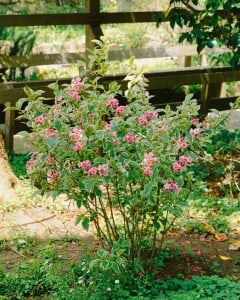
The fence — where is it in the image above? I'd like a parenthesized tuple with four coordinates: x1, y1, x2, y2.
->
(0, 0, 239, 150)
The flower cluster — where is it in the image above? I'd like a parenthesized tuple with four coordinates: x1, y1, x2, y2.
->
(47, 169, 60, 184)
(26, 152, 39, 169)
(35, 115, 46, 123)
(106, 98, 125, 116)
(71, 77, 84, 91)
(123, 132, 138, 143)
(69, 127, 84, 151)
(163, 180, 180, 194)
(172, 155, 192, 172)
(142, 152, 158, 176)
(177, 137, 188, 149)
(78, 160, 109, 177)
(138, 110, 158, 126)
(45, 128, 57, 138)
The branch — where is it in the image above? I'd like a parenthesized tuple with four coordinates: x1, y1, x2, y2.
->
(181, 0, 201, 13)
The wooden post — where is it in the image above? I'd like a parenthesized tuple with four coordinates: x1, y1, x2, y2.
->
(184, 56, 192, 67)
(200, 82, 225, 114)
(85, 0, 103, 65)
(200, 54, 208, 67)
(4, 102, 15, 151)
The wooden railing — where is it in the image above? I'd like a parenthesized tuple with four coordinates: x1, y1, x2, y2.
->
(0, 0, 239, 150)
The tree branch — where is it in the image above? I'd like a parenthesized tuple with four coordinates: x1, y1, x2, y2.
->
(181, 0, 201, 13)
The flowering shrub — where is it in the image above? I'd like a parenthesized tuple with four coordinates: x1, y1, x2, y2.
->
(16, 45, 227, 264)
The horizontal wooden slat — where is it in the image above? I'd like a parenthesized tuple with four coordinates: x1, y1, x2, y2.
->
(0, 78, 70, 104)
(0, 46, 230, 68)
(0, 67, 239, 104)
(0, 53, 85, 68)
(108, 45, 230, 60)
(0, 12, 162, 27)
(0, 9, 239, 27)
(103, 67, 240, 89)
(208, 96, 239, 111)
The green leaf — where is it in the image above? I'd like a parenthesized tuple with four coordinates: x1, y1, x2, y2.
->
(111, 262, 120, 273)
(97, 249, 107, 258)
(101, 260, 109, 270)
(143, 183, 153, 198)
(94, 157, 107, 164)
(89, 259, 99, 269)
(85, 179, 96, 193)
(153, 221, 161, 230)
(23, 85, 35, 97)
(75, 214, 84, 225)
(82, 217, 90, 231)
(47, 138, 58, 149)
(54, 119, 62, 132)
(16, 97, 28, 110)
(48, 81, 59, 91)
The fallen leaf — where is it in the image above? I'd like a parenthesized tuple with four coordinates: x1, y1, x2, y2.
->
(229, 240, 240, 251)
(219, 255, 232, 261)
(204, 224, 215, 234)
(214, 233, 228, 242)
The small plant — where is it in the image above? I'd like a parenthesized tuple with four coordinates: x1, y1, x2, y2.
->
(8, 151, 30, 178)
(16, 41, 228, 268)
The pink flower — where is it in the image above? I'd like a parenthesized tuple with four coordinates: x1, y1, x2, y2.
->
(77, 118, 83, 125)
(190, 128, 200, 137)
(53, 105, 60, 115)
(123, 132, 138, 143)
(178, 156, 192, 166)
(142, 166, 153, 176)
(26, 159, 35, 169)
(112, 131, 118, 144)
(45, 128, 57, 138)
(98, 164, 109, 176)
(87, 167, 98, 176)
(35, 115, 46, 123)
(88, 113, 95, 119)
(145, 110, 158, 120)
(143, 152, 158, 167)
(106, 99, 119, 109)
(54, 97, 62, 105)
(71, 77, 84, 91)
(191, 118, 199, 125)
(172, 162, 182, 172)
(70, 91, 81, 101)
(202, 123, 210, 130)
(26, 152, 39, 169)
(138, 116, 148, 126)
(77, 160, 91, 170)
(73, 142, 83, 151)
(161, 123, 168, 130)
(177, 137, 188, 149)
(163, 180, 180, 193)
(69, 128, 83, 142)
(45, 157, 54, 164)
(115, 106, 125, 116)
(103, 121, 111, 131)
(47, 169, 60, 184)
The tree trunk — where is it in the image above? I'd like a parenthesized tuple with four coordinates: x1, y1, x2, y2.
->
(0, 130, 19, 203)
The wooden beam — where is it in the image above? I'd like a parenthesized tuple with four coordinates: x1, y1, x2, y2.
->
(0, 45, 230, 68)
(0, 12, 163, 27)
(0, 53, 85, 68)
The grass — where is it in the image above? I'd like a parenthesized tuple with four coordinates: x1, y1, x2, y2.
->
(0, 235, 240, 299)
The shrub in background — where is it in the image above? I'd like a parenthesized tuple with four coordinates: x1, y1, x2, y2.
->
(16, 42, 227, 268)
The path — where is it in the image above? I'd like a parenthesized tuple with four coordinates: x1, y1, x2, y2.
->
(0, 190, 95, 240)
